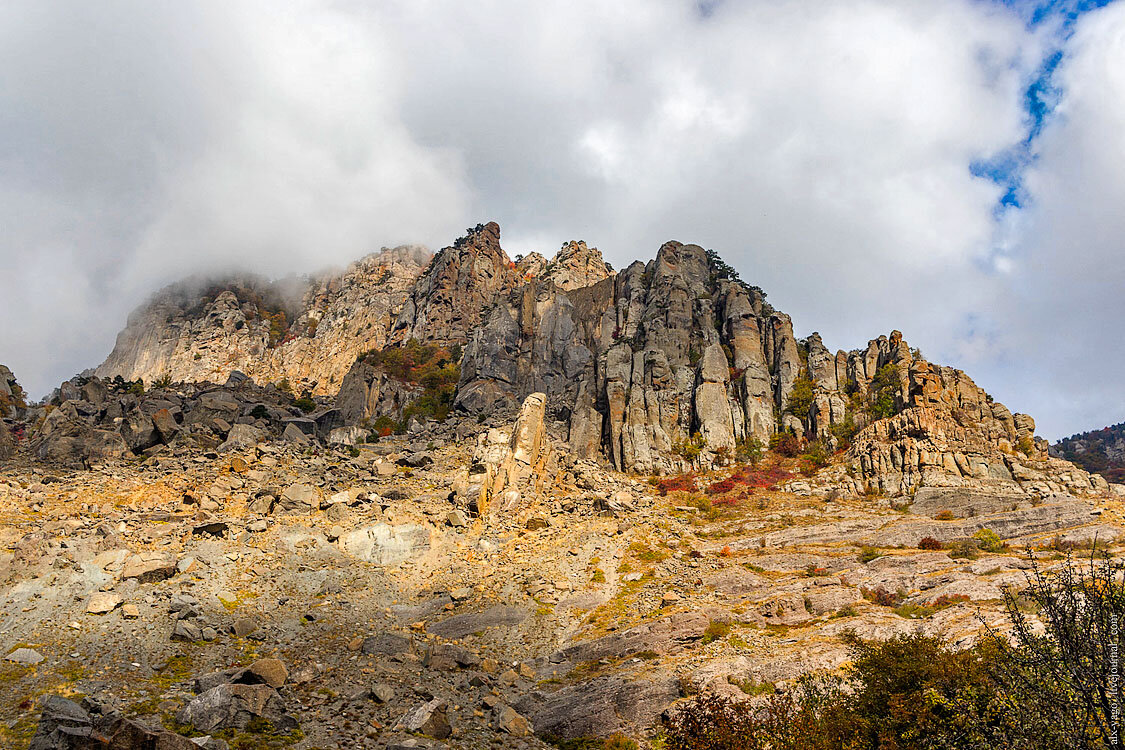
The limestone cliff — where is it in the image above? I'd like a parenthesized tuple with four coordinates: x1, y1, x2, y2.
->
(91, 222, 1108, 493)
(456, 240, 803, 474)
(96, 245, 430, 394)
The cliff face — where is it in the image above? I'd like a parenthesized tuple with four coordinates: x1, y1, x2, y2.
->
(95, 245, 431, 394)
(92, 222, 1108, 492)
(456, 240, 804, 474)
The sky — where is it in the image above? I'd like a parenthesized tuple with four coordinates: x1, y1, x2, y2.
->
(0, 0, 1122, 440)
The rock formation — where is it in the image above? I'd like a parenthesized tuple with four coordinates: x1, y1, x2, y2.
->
(86, 222, 1111, 497)
(96, 245, 431, 395)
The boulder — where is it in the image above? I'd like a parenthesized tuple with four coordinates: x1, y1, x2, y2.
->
(121, 552, 177, 583)
(338, 524, 430, 564)
(176, 683, 297, 734)
(29, 695, 200, 750)
(218, 423, 264, 452)
(278, 483, 320, 513)
(399, 699, 451, 740)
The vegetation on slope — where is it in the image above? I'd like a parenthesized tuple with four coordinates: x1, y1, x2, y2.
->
(663, 552, 1125, 750)
(1054, 421, 1125, 483)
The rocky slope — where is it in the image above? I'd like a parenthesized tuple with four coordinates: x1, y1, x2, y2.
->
(2, 221, 1118, 747)
(93, 222, 1102, 498)
(1, 385, 1122, 749)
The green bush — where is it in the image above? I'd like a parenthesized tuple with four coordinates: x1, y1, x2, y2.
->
(784, 377, 816, 418)
(293, 397, 316, 413)
(973, 528, 1004, 553)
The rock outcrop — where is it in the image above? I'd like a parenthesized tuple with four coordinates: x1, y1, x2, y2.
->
(391, 223, 521, 346)
(96, 245, 431, 395)
(457, 240, 803, 474)
(87, 222, 1110, 495)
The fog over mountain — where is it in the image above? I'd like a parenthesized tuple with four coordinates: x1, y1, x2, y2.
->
(1, 0, 1123, 439)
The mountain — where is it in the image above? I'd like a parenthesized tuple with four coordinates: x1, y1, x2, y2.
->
(95, 245, 432, 395)
(91, 222, 1108, 501)
(1053, 422, 1125, 483)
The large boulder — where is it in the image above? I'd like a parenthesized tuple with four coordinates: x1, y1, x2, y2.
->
(29, 695, 199, 750)
(30, 401, 128, 467)
(176, 683, 297, 734)
(338, 523, 431, 564)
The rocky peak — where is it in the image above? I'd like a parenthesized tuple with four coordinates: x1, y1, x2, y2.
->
(391, 222, 521, 346)
(541, 240, 614, 291)
(456, 238, 804, 473)
(95, 245, 431, 396)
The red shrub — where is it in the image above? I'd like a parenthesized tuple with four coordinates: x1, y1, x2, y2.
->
(656, 474, 697, 496)
(929, 593, 970, 608)
(919, 536, 943, 550)
(771, 432, 801, 457)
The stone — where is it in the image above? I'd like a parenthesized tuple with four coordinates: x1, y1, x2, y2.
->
(121, 604, 140, 619)
(371, 684, 396, 703)
(219, 423, 263, 452)
(496, 705, 533, 737)
(6, 647, 44, 664)
(173, 621, 204, 642)
(399, 698, 451, 739)
(278, 482, 320, 513)
(121, 552, 177, 583)
(339, 524, 430, 564)
(86, 592, 122, 614)
(29, 695, 199, 750)
(176, 683, 297, 734)
(231, 618, 257, 638)
(282, 422, 311, 445)
(661, 591, 681, 607)
(243, 658, 287, 688)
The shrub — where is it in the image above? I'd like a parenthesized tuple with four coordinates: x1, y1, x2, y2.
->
(293, 397, 316, 413)
(861, 585, 903, 607)
(934, 509, 955, 520)
(858, 545, 882, 563)
(799, 440, 830, 475)
(656, 474, 697, 496)
(735, 436, 764, 466)
(702, 620, 731, 645)
(973, 528, 1004, 553)
(868, 363, 900, 419)
(674, 432, 705, 462)
(919, 536, 943, 550)
(948, 538, 980, 560)
(249, 405, 270, 420)
(769, 432, 800, 457)
(784, 377, 816, 418)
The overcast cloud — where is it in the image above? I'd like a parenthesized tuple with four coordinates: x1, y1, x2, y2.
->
(0, 0, 1121, 439)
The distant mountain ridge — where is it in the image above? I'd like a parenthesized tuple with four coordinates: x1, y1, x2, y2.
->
(1053, 422, 1125, 483)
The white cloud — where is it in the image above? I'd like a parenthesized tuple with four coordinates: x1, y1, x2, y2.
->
(0, 0, 1119, 441)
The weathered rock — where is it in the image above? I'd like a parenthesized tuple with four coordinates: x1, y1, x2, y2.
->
(278, 482, 320, 513)
(176, 683, 296, 734)
(218, 423, 264, 452)
(338, 524, 430, 564)
(399, 698, 451, 739)
(121, 552, 177, 583)
(29, 695, 199, 750)
(85, 592, 122, 615)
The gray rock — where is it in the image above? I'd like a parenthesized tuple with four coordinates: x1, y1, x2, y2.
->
(176, 683, 297, 734)
(427, 605, 529, 639)
(399, 698, 451, 739)
(6, 647, 44, 664)
(338, 523, 430, 564)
